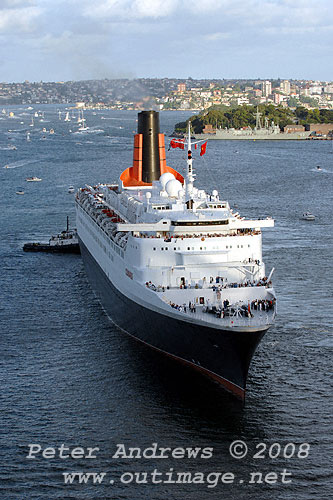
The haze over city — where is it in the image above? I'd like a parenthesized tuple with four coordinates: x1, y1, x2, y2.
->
(0, 0, 332, 83)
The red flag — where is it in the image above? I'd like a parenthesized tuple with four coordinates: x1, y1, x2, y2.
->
(170, 139, 184, 150)
(200, 141, 207, 156)
(194, 143, 198, 149)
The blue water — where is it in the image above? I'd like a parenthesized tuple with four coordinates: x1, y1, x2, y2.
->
(0, 107, 332, 499)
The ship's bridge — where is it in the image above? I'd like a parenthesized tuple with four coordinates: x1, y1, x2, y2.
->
(111, 177, 274, 235)
(117, 172, 234, 222)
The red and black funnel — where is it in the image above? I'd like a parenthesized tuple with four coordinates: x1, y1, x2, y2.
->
(120, 110, 184, 188)
(138, 111, 161, 183)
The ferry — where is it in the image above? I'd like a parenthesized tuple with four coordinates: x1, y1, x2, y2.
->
(75, 111, 276, 400)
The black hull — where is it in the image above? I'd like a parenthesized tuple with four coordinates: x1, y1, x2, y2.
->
(79, 239, 267, 399)
(23, 243, 80, 254)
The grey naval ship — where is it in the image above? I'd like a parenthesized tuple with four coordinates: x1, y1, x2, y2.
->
(75, 110, 276, 400)
(194, 108, 311, 141)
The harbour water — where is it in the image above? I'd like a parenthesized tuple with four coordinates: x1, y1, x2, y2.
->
(0, 107, 332, 499)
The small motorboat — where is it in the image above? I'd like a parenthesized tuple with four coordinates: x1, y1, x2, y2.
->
(301, 212, 315, 221)
(316, 165, 322, 171)
(16, 190, 25, 195)
(68, 185, 75, 193)
(26, 177, 42, 182)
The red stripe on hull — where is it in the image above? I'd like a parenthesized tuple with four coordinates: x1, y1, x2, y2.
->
(158, 347, 245, 401)
(116, 322, 245, 401)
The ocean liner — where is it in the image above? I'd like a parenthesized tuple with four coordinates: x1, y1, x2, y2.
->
(75, 110, 276, 400)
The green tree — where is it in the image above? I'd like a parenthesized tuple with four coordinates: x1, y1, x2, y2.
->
(295, 106, 309, 121)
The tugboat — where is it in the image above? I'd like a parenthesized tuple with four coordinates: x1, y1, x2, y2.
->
(75, 111, 276, 400)
(23, 217, 80, 253)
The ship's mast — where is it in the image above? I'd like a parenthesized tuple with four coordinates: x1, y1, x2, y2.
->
(254, 107, 262, 130)
(185, 121, 195, 205)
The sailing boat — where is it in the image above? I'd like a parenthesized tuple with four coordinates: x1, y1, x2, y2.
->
(77, 110, 84, 124)
(77, 110, 89, 131)
(64, 112, 71, 122)
(78, 119, 89, 132)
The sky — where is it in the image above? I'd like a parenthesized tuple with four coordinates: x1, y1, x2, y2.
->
(0, 0, 332, 83)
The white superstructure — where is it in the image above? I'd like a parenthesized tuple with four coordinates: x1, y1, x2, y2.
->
(75, 120, 276, 333)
